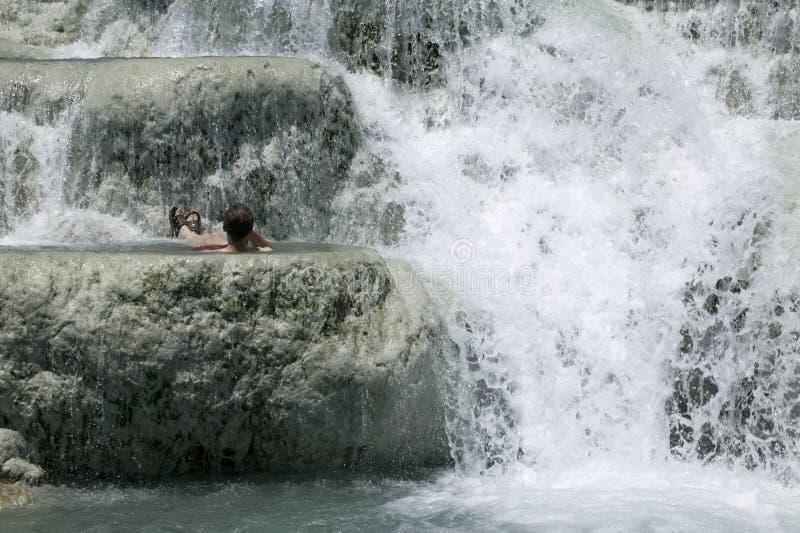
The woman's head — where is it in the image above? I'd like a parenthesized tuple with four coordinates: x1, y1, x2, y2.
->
(222, 203, 254, 240)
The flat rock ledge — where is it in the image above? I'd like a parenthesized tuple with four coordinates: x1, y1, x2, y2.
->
(0, 248, 456, 479)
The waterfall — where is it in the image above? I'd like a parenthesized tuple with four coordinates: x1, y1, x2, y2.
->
(2, 0, 800, 486)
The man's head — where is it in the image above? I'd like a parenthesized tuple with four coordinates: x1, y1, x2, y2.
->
(222, 203, 254, 241)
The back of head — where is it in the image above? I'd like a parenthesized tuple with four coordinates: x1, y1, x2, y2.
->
(222, 203, 254, 240)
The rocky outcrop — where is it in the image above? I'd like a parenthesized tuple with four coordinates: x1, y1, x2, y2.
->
(707, 62, 753, 116)
(0, 0, 169, 56)
(768, 55, 800, 120)
(0, 429, 27, 465)
(0, 0, 85, 50)
(0, 483, 32, 510)
(0, 0, 544, 86)
(0, 429, 43, 509)
(666, 220, 800, 475)
(0, 57, 359, 239)
(0, 38, 50, 59)
(618, 0, 800, 119)
(327, 0, 446, 86)
(615, 0, 800, 56)
(0, 249, 456, 479)
(326, 0, 543, 86)
(2, 459, 45, 485)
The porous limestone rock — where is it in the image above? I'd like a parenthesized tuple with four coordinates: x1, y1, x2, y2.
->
(0, 59, 89, 123)
(0, 0, 80, 49)
(0, 57, 360, 240)
(0, 38, 50, 59)
(0, 429, 26, 464)
(619, 0, 800, 53)
(326, 0, 517, 86)
(0, 249, 456, 479)
(769, 55, 800, 120)
(0, 146, 4, 234)
(0, 483, 32, 509)
(767, 11, 797, 54)
(1, 458, 45, 485)
(0, 0, 169, 55)
(666, 221, 800, 473)
(708, 62, 753, 116)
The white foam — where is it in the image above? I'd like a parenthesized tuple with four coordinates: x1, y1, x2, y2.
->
(0, 207, 145, 245)
(387, 460, 800, 532)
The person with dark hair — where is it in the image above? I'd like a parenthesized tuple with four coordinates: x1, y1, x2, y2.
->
(170, 203, 272, 252)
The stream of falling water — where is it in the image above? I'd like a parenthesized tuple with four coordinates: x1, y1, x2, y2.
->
(334, 0, 800, 525)
(340, 0, 800, 482)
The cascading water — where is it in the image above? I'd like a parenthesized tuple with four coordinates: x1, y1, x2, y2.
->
(0, 62, 146, 243)
(3, 0, 800, 528)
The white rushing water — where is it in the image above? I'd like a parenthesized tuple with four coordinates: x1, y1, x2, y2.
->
(0, 100, 145, 244)
(340, 1, 800, 523)
(4, 0, 800, 528)
(320, 0, 800, 477)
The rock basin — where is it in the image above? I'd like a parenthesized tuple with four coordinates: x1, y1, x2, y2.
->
(0, 246, 456, 479)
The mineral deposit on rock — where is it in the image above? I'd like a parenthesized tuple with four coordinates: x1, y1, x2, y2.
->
(0, 248, 457, 479)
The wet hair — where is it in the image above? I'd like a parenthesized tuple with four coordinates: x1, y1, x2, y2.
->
(222, 203, 254, 240)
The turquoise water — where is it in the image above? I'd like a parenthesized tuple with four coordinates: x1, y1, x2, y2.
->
(4, 472, 439, 533)
(5, 464, 800, 532)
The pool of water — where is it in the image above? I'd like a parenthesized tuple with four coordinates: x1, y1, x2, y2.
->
(0, 240, 363, 255)
(4, 463, 800, 532)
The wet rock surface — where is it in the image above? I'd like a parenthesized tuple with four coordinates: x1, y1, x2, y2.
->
(0, 483, 32, 510)
(618, 0, 800, 119)
(0, 0, 541, 87)
(0, 428, 44, 509)
(0, 0, 169, 54)
(2, 458, 45, 485)
(768, 55, 800, 120)
(708, 62, 753, 116)
(0, 249, 456, 479)
(326, 0, 542, 86)
(0, 57, 360, 240)
(0, 428, 27, 464)
(667, 219, 800, 478)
